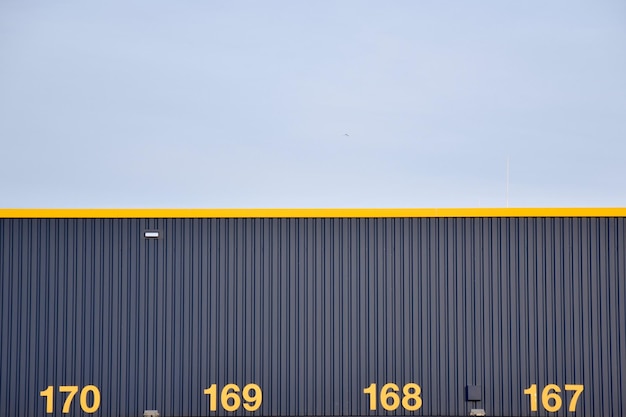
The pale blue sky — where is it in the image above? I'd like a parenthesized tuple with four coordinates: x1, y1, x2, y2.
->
(1, 1, 625, 208)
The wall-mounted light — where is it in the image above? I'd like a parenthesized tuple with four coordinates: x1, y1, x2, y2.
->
(144, 231, 160, 239)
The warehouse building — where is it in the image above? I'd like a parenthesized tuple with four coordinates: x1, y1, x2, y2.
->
(1, 209, 624, 416)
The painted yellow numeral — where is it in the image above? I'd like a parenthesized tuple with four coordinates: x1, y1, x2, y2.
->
(523, 384, 538, 411)
(204, 383, 263, 412)
(204, 384, 218, 411)
(524, 384, 584, 413)
(380, 383, 401, 411)
(565, 385, 584, 412)
(363, 382, 422, 411)
(542, 384, 562, 412)
(363, 383, 377, 410)
(80, 385, 101, 413)
(402, 383, 423, 411)
(39, 385, 101, 414)
(40, 386, 54, 413)
(221, 384, 241, 412)
(59, 386, 79, 413)
(242, 383, 262, 412)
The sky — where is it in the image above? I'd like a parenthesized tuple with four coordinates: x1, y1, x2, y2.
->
(1, 1, 625, 208)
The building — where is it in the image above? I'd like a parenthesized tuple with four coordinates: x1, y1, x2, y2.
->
(1, 209, 624, 416)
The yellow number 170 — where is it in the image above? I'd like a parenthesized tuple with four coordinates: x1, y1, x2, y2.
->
(40, 385, 101, 414)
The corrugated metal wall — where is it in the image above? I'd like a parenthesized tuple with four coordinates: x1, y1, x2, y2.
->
(1, 217, 624, 417)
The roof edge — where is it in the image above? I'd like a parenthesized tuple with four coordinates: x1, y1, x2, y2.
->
(1, 208, 626, 218)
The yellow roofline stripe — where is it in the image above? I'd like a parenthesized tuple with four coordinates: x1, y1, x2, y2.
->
(1, 208, 626, 218)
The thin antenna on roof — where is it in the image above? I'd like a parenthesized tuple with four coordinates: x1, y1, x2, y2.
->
(506, 157, 510, 208)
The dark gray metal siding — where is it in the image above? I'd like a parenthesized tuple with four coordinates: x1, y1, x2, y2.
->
(1, 217, 624, 417)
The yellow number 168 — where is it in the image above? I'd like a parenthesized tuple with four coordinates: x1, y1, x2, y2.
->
(363, 382, 422, 411)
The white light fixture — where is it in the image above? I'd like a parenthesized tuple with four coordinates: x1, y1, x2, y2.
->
(144, 231, 160, 239)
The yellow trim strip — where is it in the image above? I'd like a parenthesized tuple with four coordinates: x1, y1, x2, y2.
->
(1, 208, 626, 218)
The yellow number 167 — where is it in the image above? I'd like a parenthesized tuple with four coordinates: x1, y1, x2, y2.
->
(523, 384, 584, 413)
